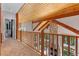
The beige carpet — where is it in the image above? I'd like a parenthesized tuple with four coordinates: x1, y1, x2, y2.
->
(1, 39, 40, 56)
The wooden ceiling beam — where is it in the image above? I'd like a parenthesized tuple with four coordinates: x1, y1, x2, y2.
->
(33, 4, 79, 23)
(52, 20, 79, 34)
(38, 21, 48, 31)
(33, 22, 42, 31)
(40, 23, 49, 31)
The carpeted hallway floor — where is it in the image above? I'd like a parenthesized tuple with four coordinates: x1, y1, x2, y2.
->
(1, 39, 40, 56)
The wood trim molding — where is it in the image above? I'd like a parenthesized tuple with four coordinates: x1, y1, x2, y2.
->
(52, 20, 79, 34)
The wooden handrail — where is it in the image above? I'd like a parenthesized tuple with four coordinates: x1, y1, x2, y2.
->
(20, 31, 79, 56)
(20, 31, 79, 37)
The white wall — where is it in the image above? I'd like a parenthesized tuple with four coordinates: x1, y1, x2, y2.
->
(19, 22, 33, 32)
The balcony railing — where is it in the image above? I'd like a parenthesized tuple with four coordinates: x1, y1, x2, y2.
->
(19, 31, 79, 56)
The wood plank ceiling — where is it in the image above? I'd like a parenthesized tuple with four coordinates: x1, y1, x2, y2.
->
(18, 3, 79, 23)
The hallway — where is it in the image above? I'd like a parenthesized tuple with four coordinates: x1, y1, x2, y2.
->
(0, 3, 79, 56)
(1, 39, 40, 56)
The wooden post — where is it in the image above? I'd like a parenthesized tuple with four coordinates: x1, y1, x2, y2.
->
(49, 34, 53, 56)
(52, 34, 54, 56)
(0, 3, 1, 55)
(0, 3, 1, 33)
(49, 34, 50, 56)
(38, 33, 39, 50)
(41, 31, 44, 56)
(62, 35, 64, 56)
(16, 13, 19, 40)
(68, 36, 70, 56)
(37, 33, 39, 50)
(20, 31, 22, 41)
(46, 34, 47, 55)
(39, 33, 40, 51)
(76, 36, 78, 56)
(57, 35, 58, 56)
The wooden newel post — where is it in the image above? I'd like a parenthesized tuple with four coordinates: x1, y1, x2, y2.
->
(41, 31, 44, 56)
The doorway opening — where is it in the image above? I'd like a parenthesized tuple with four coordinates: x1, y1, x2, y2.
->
(5, 19, 16, 39)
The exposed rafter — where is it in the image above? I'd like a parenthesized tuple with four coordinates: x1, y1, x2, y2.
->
(33, 22, 42, 31)
(38, 21, 48, 31)
(34, 21, 48, 31)
(52, 20, 79, 34)
(33, 4, 79, 23)
(40, 22, 49, 32)
(18, 4, 77, 23)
